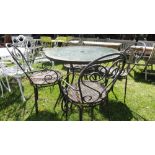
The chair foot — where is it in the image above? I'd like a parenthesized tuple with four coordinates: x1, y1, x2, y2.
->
(16, 77, 26, 102)
(54, 94, 63, 111)
(34, 87, 39, 114)
(124, 76, 128, 104)
(65, 102, 69, 121)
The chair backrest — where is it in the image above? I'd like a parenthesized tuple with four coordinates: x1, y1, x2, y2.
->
(6, 43, 33, 82)
(77, 53, 126, 104)
(12, 35, 37, 66)
(25, 37, 36, 50)
(122, 41, 146, 74)
(124, 41, 146, 61)
(12, 35, 27, 47)
(144, 44, 155, 66)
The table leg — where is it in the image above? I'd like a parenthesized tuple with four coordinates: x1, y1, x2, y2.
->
(70, 64, 75, 84)
(66, 64, 75, 84)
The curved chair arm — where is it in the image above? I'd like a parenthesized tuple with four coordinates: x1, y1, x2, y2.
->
(61, 79, 79, 91)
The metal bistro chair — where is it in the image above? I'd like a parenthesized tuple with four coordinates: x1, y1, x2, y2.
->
(60, 53, 126, 121)
(6, 43, 61, 114)
(143, 44, 155, 80)
(0, 35, 29, 101)
(120, 41, 146, 103)
(0, 45, 28, 101)
(0, 66, 11, 97)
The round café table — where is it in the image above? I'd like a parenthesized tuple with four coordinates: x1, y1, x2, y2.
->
(44, 46, 120, 64)
(44, 46, 120, 83)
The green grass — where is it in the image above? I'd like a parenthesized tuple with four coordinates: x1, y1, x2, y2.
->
(0, 62, 155, 121)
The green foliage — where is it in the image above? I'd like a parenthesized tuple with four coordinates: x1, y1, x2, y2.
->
(40, 36, 53, 43)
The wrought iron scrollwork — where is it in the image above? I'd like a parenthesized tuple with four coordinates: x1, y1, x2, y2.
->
(77, 53, 126, 105)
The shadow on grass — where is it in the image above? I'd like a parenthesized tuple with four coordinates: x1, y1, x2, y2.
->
(0, 79, 33, 121)
(0, 84, 22, 111)
(26, 111, 61, 121)
(100, 100, 147, 121)
(101, 100, 133, 121)
(134, 71, 155, 84)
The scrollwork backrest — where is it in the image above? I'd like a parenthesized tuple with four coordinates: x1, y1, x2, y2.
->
(25, 37, 36, 49)
(77, 53, 126, 104)
(123, 41, 146, 74)
(12, 35, 37, 67)
(6, 43, 33, 82)
(124, 41, 146, 62)
(12, 35, 27, 47)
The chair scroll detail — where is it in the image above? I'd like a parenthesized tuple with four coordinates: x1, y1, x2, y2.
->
(121, 41, 146, 103)
(6, 43, 61, 114)
(60, 53, 126, 121)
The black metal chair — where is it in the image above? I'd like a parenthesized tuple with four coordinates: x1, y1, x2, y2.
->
(120, 41, 146, 103)
(6, 43, 61, 114)
(60, 53, 126, 121)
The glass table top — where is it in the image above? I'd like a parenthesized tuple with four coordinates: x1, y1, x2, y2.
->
(44, 46, 120, 64)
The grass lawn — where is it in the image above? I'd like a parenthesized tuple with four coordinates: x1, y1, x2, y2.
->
(0, 62, 155, 121)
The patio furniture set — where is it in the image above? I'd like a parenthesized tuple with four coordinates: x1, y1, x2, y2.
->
(0, 35, 154, 120)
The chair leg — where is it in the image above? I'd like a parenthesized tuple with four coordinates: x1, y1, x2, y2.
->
(65, 102, 68, 121)
(104, 96, 111, 120)
(107, 103, 111, 121)
(54, 93, 62, 110)
(16, 77, 26, 102)
(0, 82, 4, 97)
(91, 106, 94, 121)
(111, 85, 118, 100)
(79, 107, 83, 121)
(5, 76, 11, 92)
(34, 86, 39, 114)
(1, 76, 11, 92)
(124, 76, 128, 104)
(145, 68, 147, 81)
(60, 97, 69, 120)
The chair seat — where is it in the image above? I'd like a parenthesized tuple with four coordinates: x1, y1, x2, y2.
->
(1, 66, 24, 77)
(30, 70, 61, 85)
(67, 81, 106, 104)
